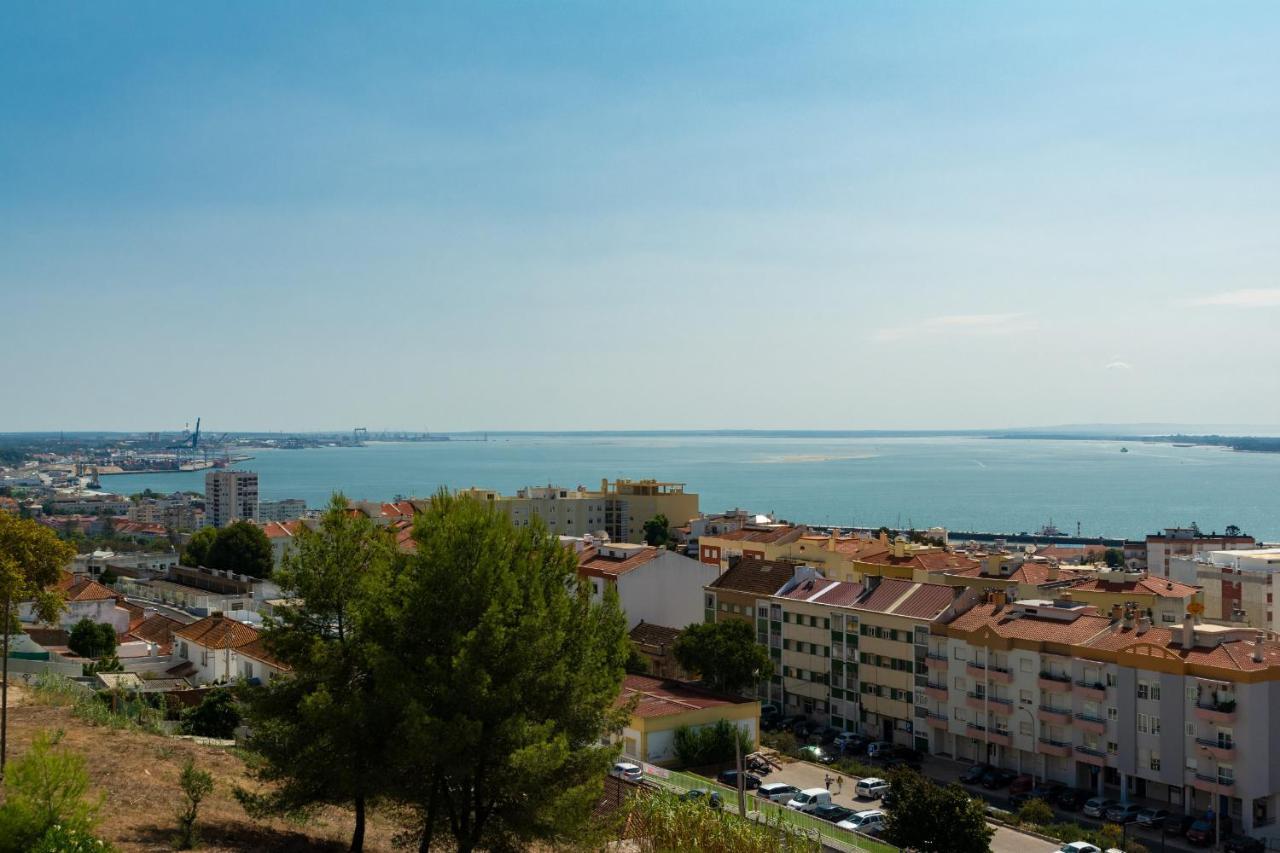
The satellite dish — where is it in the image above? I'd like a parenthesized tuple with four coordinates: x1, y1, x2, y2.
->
(1024, 544, 1037, 555)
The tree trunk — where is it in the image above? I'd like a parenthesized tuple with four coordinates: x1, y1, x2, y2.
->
(1, 592, 10, 778)
(419, 785, 438, 853)
(350, 794, 366, 853)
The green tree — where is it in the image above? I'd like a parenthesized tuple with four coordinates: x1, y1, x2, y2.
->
(67, 619, 117, 660)
(672, 719, 753, 767)
(642, 514, 670, 547)
(378, 490, 630, 853)
(0, 730, 104, 852)
(97, 567, 119, 586)
(624, 641, 650, 675)
(1103, 548, 1125, 568)
(174, 757, 213, 850)
(205, 521, 273, 578)
(181, 688, 240, 738)
(882, 769, 992, 853)
(236, 494, 396, 853)
(182, 527, 217, 567)
(1016, 797, 1053, 826)
(671, 620, 773, 695)
(0, 514, 74, 773)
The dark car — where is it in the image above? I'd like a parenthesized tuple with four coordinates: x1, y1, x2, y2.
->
(812, 804, 856, 824)
(1162, 814, 1196, 836)
(1186, 820, 1215, 846)
(835, 733, 871, 755)
(981, 768, 1017, 789)
(960, 763, 993, 784)
(1223, 835, 1265, 853)
(1030, 781, 1064, 804)
(683, 788, 723, 809)
(812, 726, 842, 745)
(716, 770, 762, 790)
(1055, 789, 1087, 811)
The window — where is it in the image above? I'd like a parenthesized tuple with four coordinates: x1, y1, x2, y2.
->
(201, 649, 209, 666)
(955, 708, 968, 722)
(1107, 741, 1119, 754)
(1105, 672, 1118, 687)
(954, 676, 965, 689)
(1019, 689, 1033, 705)
(1188, 685, 1198, 700)
(1137, 681, 1150, 700)
(1020, 658, 1033, 672)
(1150, 751, 1161, 771)
(1137, 713, 1149, 734)
(1151, 715, 1161, 734)
(758, 606, 768, 619)
(1151, 683, 1161, 700)
(954, 646, 968, 660)
(1107, 707, 1118, 721)
(1186, 756, 1198, 771)
(1019, 720, 1033, 735)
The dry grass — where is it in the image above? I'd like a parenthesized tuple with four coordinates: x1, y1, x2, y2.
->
(3, 683, 408, 852)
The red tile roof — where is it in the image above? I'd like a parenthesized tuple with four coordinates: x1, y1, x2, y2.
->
(127, 614, 183, 651)
(780, 578, 865, 607)
(629, 622, 682, 649)
(714, 525, 801, 544)
(854, 579, 957, 620)
(64, 579, 119, 603)
(708, 558, 797, 596)
(858, 550, 981, 573)
(619, 674, 755, 719)
(578, 545, 661, 577)
(1066, 575, 1199, 598)
(261, 520, 305, 539)
(945, 561, 1088, 587)
(945, 602, 1113, 645)
(237, 636, 290, 671)
(173, 614, 259, 650)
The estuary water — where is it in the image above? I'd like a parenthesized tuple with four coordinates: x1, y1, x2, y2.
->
(97, 434, 1280, 540)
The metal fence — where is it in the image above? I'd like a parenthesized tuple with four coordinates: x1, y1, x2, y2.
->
(640, 762, 898, 853)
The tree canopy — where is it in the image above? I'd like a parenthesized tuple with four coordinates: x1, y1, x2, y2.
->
(67, 619, 117, 660)
(642, 514, 671, 547)
(882, 769, 992, 853)
(671, 619, 773, 695)
(187, 521, 273, 578)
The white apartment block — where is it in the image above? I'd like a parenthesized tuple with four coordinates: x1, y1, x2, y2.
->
(1147, 527, 1256, 578)
(205, 470, 259, 527)
(258, 498, 306, 522)
(1170, 549, 1280, 632)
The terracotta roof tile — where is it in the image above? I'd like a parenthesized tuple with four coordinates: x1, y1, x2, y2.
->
(237, 637, 290, 671)
(578, 545, 662, 577)
(64, 579, 119, 602)
(854, 579, 957, 620)
(714, 526, 801, 544)
(708, 558, 796, 596)
(629, 622, 682, 648)
(946, 602, 1113, 645)
(619, 674, 754, 719)
(1066, 575, 1199, 598)
(173, 615, 259, 650)
(127, 614, 182, 650)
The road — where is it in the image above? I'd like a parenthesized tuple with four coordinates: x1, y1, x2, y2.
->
(990, 825, 1060, 853)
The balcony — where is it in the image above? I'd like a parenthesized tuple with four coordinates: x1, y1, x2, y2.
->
(1038, 706, 1072, 726)
(924, 683, 948, 702)
(925, 653, 949, 671)
(1193, 773, 1236, 797)
(1194, 702, 1238, 724)
(986, 695, 1014, 716)
(1038, 672, 1073, 693)
(986, 664, 1014, 685)
(1074, 680, 1107, 701)
(1074, 712, 1107, 734)
(968, 723, 1011, 747)
(1074, 745, 1107, 767)
(965, 661, 989, 679)
(1037, 738, 1073, 758)
(1195, 737, 1235, 760)
(926, 711, 948, 728)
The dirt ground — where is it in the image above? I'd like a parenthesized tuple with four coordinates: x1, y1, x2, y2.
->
(2, 683, 409, 852)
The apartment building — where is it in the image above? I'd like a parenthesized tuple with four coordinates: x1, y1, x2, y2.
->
(572, 537, 719, 630)
(703, 558, 800, 702)
(1147, 527, 1256, 577)
(258, 498, 306, 522)
(928, 594, 1280, 841)
(457, 478, 697, 544)
(204, 470, 259, 527)
(1169, 548, 1280, 631)
(697, 527, 955, 585)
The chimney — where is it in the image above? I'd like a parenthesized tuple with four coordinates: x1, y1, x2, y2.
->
(1254, 632, 1265, 663)
(828, 531, 837, 552)
(1122, 605, 1135, 630)
(879, 530, 889, 546)
(983, 556, 1001, 577)
(991, 590, 1007, 610)
(1110, 603, 1123, 621)
(1047, 563, 1059, 581)
(1137, 616, 1151, 635)
(893, 539, 907, 559)
(1181, 613, 1195, 648)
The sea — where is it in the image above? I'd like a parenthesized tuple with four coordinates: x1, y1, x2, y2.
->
(95, 434, 1280, 541)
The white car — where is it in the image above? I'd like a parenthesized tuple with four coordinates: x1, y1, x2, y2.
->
(757, 782, 800, 803)
(854, 777, 890, 799)
(785, 788, 833, 813)
(837, 809, 885, 835)
(1057, 843, 1102, 853)
(609, 761, 643, 783)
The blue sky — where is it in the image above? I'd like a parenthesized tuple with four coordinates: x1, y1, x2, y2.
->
(4, 2, 1280, 431)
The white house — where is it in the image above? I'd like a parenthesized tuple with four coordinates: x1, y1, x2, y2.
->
(170, 613, 264, 685)
(20, 578, 132, 634)
(571, 538, 721, 630)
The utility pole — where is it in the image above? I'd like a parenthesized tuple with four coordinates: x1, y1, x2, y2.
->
(735, 724, 746, 817)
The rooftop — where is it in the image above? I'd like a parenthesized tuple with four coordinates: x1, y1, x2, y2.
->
(578, 544, 662, 577)
(708, 557, 797, 596)
(714, 525, 801, 544)
(629, 622, 682, 649)
(854, 578, 958, 620)
(620, 674, 755, 719)
(173, 614, 259, 650)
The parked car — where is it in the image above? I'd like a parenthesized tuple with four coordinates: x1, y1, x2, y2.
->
(834, 732, 870, 755)
(981, 768, 1017, 789)
(1162, 814, 1196, 836)
(1136, 807, 1169, 828)
(786, 788, 833, 813)
(1031, 781, 1065, 804)
(960, 763, 992, 784)
(799, 745, 836, 765)
(1057, 843, 1102, 853)
(609, 762, 643, 782)
(811, 726, 842, 744)
(1223, 835, 1265, 853)
(1185, 819, 1215, 846)
(716, 769, 761, 790)
(1082, 797, 1116, 818)
(812, 804, 855, 824)
(880, 746, 923, 770)
(1008, 774, 1034, 795)
(757, 782, 801, 804)
(865, 740, 893, 759)
(837, 809, 886, 836)
(1056, 789, 1087, 811)
(854, 777, 891, 799)
(1105, 803, 1142, 824)
(683, 788, 723, 809)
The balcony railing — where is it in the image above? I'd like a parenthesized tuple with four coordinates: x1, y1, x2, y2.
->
(1074, 712, 1106, 724)
(1074, 680, 1106, 691)
(1038, 671, 1072, 683)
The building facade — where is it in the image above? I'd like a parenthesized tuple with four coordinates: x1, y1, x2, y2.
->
(1169, 549, 1280, 631)
(204, 470, 259, 527)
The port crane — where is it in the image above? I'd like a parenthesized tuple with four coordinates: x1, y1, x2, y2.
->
(168, 418, 202, 450)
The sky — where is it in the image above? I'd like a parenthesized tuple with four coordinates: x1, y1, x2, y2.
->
(3, 2, 1280, 432)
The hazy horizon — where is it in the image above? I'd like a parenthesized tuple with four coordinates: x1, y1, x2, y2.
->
(5, 3, 1280, 431)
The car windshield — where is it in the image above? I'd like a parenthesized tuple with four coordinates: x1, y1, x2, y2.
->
(794, 794, 812, 804)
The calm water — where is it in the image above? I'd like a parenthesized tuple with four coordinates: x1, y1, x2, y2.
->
(97, 435, 1280, 540)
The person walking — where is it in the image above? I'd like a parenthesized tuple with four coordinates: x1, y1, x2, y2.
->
(824, 773, 832, 791)
(836, 774, 843, 794)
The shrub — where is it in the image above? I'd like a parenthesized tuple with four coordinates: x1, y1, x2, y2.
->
(673, 719, 752, 767)
(67, 619, 117, 660)
(0, 730, 104, 853)
(760, 731, 800, 758)
(174, 757, 214, 850)
(1016, 798, 1054, 826)
(181, 689, 240, 739)
(30, 824, 114, 853)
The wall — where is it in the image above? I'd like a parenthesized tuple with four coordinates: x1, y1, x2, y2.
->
(615, 551, 720, 630)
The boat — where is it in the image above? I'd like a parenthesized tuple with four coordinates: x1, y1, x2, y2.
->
(1036, 520, 1064, 537)
(1120, 447, 1128, 453)
(1172, 443, 1194, 448)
